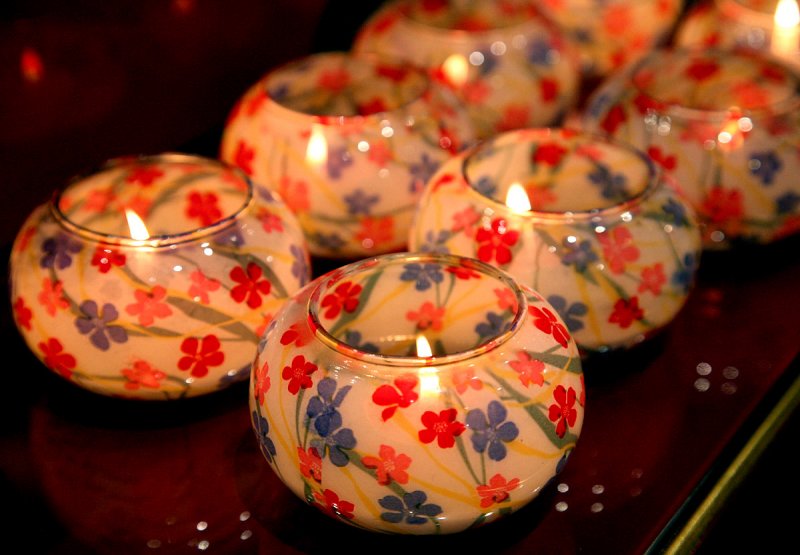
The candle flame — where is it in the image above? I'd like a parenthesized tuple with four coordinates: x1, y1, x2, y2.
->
(125, 209, 150, 241)
(305, 124, 328, 166)
(416, 334, 433, 357)
(415, 334, 440, 397)
(442, 54, 469, 88)
(775, 0, 800, 28)
(505, 182, 532, 214)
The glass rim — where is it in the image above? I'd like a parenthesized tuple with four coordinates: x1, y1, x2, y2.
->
(307, 252, 527, 367)
(50, 152, 255, 248)
(395, 3, 548, 38)
(460, 127, 662, 222)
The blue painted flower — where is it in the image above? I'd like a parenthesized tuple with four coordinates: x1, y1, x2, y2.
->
(472, 175, 497, 198)
(662, 197, 689, 227)
(749, 151, 781, 185)
(313, 231, 346, 252)
(527, 38, 554, 66)
(776, 192, 800, 215)
(475, 311, 511, 339)
(41, 233, 82, 270)
(671, 252, 698, 294)
(409, 153, 440, 193)
(252, 410, 277, 463)
(547, 295, 588, 332)
(400, 262, 444, 291)
(418, 230, 451, 254)
(74, 300, 128, 351)
(343, 330, 379, 354)
(588, 164, 628, 200)
(344, 189, 379, 215)
(290, 244, 309, 285)
(379, 491, 442, 525)
(475, 47, 497, 75)
(327, 145, 353, 179)
(560, 238, 598, 272)
(466, 400, 519, 461)
(216, 227, 245, 247)
(307, 378, 356, 467)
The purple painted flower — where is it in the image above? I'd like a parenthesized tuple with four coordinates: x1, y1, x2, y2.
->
(588, 163, 628, 200)
(409, 153, 439, 193)
(313, 231, 346, 252)
(418, 230, 451, 254)
(527, 38, 554, 66)
(308, 378, 356, 467)
(41, 233, 83, 270)
(466, 400, 519, 461)
(662, 198, 690, 227)
(400, 263, 444, 291)
(290, 244, 309, 285)
(74, 300, 128, 351)
(379, 491, 442, 525)
(344, 189, 379, 215)
(252, 410, 277, 463)
(560, 238, 598, 272)
(475, 311, 512, 339)
(750, 151, 781, 185)
(548, 295, 588, 332)
(343, 330, 378, 354)
(326, 145, 353, 179)
(777, 192, 800, 214)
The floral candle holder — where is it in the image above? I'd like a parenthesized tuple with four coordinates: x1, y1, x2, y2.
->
(220, 51, 476, 260)
(675, 0, 800, 70)
(10, 154, 310, 399)
(583, 47, 800, 248)
(409, 128, 702, 354)
(351, 0, 581, 139)
(250, 253, 584, 534)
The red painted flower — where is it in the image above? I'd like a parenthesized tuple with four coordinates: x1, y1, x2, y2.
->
(125, 285, 173, 326)
(372, 374, 419, 421)
(548, 384, 578, 438)
(533, 142, 568, 166)
(230, 262, 272, 309)
(91, 246, 126, 274)
(509, 350, 545, 387)
(445, 265, 480, 280)
(254, 360, 271, 405)
(685, 58, 719, 81)
(281, 354, 318, 395)
(701, 186, 744, 225)
(476, 473, 521, 508)
(450, 206, 480, 234)
(37, 278, 69, 317)
(362, 444, 412, 485)
(451, 367, 483, 395)
(125, 165, 164, 186)
(497, 104, 530, 133)
(406, 301, 445, 331)
(418, 408, 465, 448)
(298, 446, 323, 483)
(233, 140, 255, 175)
(647, 146, 677, 171)
(320, 281, 362, 319)
(188, 270, 221, 304)
(122, 360, 166, 390)
(186, 190, 223, 226)
(278, 176, 310, 213)
(280, 321, 314, 347)
(600, 104, 627, 134)
(178, 334, 225, 378)
(638, 263, 666, 295)
(357, 97, 388, 115)
(13, 297, 32, 330)
(355, 216, 394, 249)
(609, 296, 644, 328)
(540, 77, 559, 102)
(475, 218, 520, 265)
(313, 489, 355, 520)
(598, 226, 640, 274)
(528, 305, 570, 349)
(494, 287, 518, 313)
(39, 338, 76, 378)
(318, 67, 351, 92)
(256, 207, 283, 233)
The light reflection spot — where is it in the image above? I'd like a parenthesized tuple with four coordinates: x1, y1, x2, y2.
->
(357, 141, 369, 152)
(557, 482, 569, 493)
(696, 362, 712, 375)
(147, 539, 162, 549)
(631, 468, 643, 479)
(555, 501, 568, 512)
(198, 540, 210, 551)
(239, 511, 251, 521)
(381, 126, 394, 138)
(469, 51, 485, 65)
(694, 377, 710, 392)
(592, 484, 604, 495)
(721, 382, 737, 395)
(196, 521, 208, 531)
(722, 366, 739, 379)
(241, 530, 253, 540)
(591, 502, 604, 513)
(710, 230, 726, 243)
(490, 41, 507, 55)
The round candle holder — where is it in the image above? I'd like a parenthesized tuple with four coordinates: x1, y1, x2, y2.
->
(250, 252, 584, 534)
(10, 153, 311, 400)
(583, 47, 800, 248)
(536, 0, 684, 79)
(220, 51, 476, 260)
(351, 0, 581, 139)
(409, 128, 702, 354)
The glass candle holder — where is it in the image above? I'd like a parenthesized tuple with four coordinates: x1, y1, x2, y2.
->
(409, 128, 702, 354)
(351, 0, 581, 139)
(9, 153, 311, 399)
(220, 51, 476, 260)
(250, 252, 584, 534)
(536, 0, 685, 79)
(583, 47, 800, 248)
(675, 0, 800, 71)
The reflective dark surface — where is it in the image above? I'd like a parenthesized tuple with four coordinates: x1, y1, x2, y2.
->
(2, 1, 799, 553)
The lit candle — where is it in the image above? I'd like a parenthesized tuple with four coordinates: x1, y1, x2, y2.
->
(772, 0, 800, 59)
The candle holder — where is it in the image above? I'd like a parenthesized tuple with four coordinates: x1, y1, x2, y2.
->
(351, 0, 581, 139)
(409, 128, 702, 354)
(220, 51, 476, 260)
(250, 252, 584, 534)
(583, 47, 800, 248)
(536, 0, 685, 79)
(9, 153, 311, 399)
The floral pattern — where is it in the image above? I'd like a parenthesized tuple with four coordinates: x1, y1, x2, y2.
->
(10, 155, 310, 399)
(410, 128, 702, 353)
(250, 253, 584, 534)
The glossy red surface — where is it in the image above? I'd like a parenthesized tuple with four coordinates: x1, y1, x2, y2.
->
(2, 1, 798, 553)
